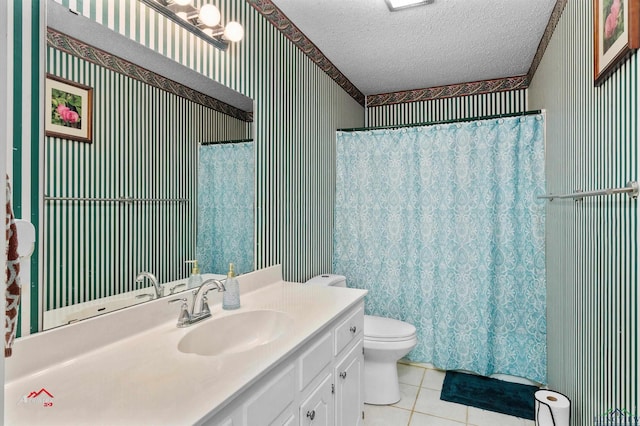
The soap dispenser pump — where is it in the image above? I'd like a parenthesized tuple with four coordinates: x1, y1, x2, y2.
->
(186, 260, 203, 289)
(222, 263, 240, 310)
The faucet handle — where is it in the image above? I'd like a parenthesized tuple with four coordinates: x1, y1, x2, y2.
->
(199, 295, 211, 316)
(168, 297, 191, 327)
(135, 293, 154, 300)
(169, 282, 186, 294)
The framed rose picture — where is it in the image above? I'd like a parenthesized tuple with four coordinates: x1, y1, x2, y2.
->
(594, 0, 640, 86)
(45, 74, 93, 143)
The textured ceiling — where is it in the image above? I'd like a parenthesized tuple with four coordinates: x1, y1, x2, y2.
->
(269, 0, 558, 96)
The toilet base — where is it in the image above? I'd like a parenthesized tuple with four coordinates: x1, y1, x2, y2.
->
(364, 359, 401, 405)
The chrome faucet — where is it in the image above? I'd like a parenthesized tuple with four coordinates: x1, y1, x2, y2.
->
(192, 279, 226, 320)
(135, 272, 163, 298)
(168, 279, 225, 327)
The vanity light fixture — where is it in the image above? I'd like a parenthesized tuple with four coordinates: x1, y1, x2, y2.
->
(385, 0, 434, 11)
(138, 0, 244, 50)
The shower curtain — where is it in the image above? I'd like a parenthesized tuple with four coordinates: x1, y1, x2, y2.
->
(333, 115, 546, 383)
(197, 141, 254, 275)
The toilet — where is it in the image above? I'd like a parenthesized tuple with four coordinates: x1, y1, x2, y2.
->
(305, 274, 417, 405)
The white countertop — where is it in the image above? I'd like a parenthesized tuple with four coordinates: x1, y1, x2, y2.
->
(5, 267, 367, 425)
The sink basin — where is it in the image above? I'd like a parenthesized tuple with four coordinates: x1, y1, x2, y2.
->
(177, 310, 294, 356)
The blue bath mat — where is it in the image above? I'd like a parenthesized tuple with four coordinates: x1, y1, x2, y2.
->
(440, 371, 538, 420)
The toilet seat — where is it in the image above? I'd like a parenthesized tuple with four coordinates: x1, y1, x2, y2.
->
(364, 315, 416, 342)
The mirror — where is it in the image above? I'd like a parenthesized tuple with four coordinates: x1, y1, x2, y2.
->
(40, 1, 254, 331)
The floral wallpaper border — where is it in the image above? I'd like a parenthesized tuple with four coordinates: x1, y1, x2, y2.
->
(526, 0, 568, 82)
(246, 0, 366, 106)
(365, 76, 530, 107)
(47, 28, 253, 122)
(250, 0, 567, 107)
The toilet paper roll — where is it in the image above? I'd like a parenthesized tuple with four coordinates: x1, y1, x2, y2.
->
(535, 390, 571, 426)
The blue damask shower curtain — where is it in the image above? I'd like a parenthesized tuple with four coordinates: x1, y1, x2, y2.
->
(333, 115, 546, 383)
(197, 142, 254, 274)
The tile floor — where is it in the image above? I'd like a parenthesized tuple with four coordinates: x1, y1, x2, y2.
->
(363, 362, 536, 426)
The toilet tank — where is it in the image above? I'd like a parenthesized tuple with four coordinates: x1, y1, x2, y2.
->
(305, 274, 347, 288)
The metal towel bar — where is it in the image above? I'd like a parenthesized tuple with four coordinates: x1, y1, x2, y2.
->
(537, 181, 638, 201)
(44, 195, 189, 204)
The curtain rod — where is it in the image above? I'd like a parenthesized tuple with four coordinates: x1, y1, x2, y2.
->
(337, 110, 543, 132)
(200, 138, 253, 146)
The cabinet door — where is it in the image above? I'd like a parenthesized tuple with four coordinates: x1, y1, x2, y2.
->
(273, 408, 297, 426)
(244, 365, 296, 426)
(299, 332, 333, 391)
(299, 373, 334, 426)
(335, 341, 364, 426)
(281, 414, 297, 426)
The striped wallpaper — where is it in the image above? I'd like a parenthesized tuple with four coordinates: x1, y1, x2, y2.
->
(10, 0, 43, 336)
(365, 89, 529, 127)
(529, 1, 638, 424)
(0, 2, 8, 401)
(44, 46, 247, 311)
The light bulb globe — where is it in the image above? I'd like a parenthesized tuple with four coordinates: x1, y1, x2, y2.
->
(199, 4, 220, 27)
(224, 21, 243, 42)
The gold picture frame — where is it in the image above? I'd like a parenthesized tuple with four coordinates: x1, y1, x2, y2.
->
(594, 0, 640, 86)
(45, 74, 93, 143)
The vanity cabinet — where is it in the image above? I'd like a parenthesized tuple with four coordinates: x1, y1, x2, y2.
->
(202, 301, 364, 426)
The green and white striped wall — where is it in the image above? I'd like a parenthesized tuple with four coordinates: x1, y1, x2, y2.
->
(44, 46, 247, 311)
(529, 2, 638, 424)
(366, 89, 528, 127)
(9, 0, 44, 336)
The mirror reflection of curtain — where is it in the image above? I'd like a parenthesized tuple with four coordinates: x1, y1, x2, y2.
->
(198, 141, 254, 275)
(333, 115, 546, 384)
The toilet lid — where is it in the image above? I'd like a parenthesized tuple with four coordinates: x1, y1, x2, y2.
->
(364, 315, 416, 340)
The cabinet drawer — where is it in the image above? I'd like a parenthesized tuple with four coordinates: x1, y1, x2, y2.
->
(299, 332, 333, 391)
(334, 305, 364, 356)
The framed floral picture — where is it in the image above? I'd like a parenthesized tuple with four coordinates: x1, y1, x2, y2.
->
(45, 74, 93, 143)
(594, 0, 640, 86)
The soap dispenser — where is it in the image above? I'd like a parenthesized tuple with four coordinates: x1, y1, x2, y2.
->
(222, 263, 240, 310)
(185, 260, 203, 289)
